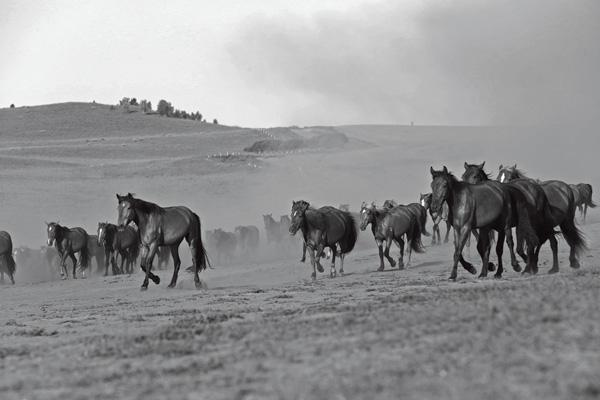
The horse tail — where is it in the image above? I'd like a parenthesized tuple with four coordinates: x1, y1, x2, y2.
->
(409, 217, 425, 254)
(560, 216, 587, 256)
(193, 212, 212, 270)
(338, 211, 358, 254)
(80, 235, 89, 270)
(2, 252, 16, 276)
(511, 188, 540, 251)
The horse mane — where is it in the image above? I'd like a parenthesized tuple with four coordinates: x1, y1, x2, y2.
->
(130, 196, 163, 215)
(511, 167, 529, 179)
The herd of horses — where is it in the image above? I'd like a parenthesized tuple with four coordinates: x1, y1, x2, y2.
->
(0, 163, 595, 288)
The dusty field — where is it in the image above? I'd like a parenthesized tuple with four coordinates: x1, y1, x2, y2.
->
(0, 103, 599, 399)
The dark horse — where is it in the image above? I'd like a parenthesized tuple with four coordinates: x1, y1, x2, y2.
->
(497, 164, 586, 272)
(263, 214, 282, 243)
(463, 162, 556, 274)
(97, 222, 140, 275)
(570, 183, 596, 223)
(383, 199, 430, 238)
(360, 202, 424, 270)
(46, 222, 89, 279)
(116, 193, 210, 290)
(430, 166, 538, 280)
(419, 194, 451, 245)
(0, 231, 16, 284)
(289, 200, 357, 280)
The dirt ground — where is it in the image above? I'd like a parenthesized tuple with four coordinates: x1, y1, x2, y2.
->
(0, 104, 599, 399)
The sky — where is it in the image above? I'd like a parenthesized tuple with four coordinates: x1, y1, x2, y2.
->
(1, 0, 598, 127)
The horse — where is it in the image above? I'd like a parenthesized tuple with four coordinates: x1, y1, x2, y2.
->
(463, 162, 555, 274)
(234, 225, 260, 255)
(419, 193, 452, 245)
(430, 166, 538, 280)
(116, 193, 210, 290)
(45, 222, 89, 279)
(359, 202, 424, 271)
(205, 228, 237, 264)
(497, 165, 586, 272)
(289, 200, 357, 280)
(383, 199, 430, 238)
(87, 234, 106, 275)
(97, 223, 140, 275)
(155, 246, 171, 270)
(571, 183, 595, 222)
(263, 214, 282, 243)
(0, 231, 16, 284)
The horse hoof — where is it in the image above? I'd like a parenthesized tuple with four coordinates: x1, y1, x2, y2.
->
(448, 276, 457, 281)
(152, 276, 160, 285)
(140, 286, 148, 291)
(493, 273, 502, 280)
(167, 283, 175, 289)
(377, 266, 384, 272)
(398, 265, 405, 270)
(478, 274, 487, 279)
(548, 268, 559, 275)
(512, 264, 522, 273)
(195, 281, 203, 290)
(339, 270, 344, 276)
(570, 262, 581, 269)
(317, 265, 324, 273)
(466, 265, 477, 275)
(487, 262, 496, 272)
(300, 259, 305, 263)
(330, 271, 336, 278)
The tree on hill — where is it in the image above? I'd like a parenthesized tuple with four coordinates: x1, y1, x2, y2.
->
(10, 104, 15, 108)
(119, 97, 130, 107)
(139, 99, 152, 113)
(157, 99, 173, 116)
(129, 98, 138, 106)
(213, 118, 218, 124)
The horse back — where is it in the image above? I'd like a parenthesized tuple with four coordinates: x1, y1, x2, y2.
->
(67, 227, 88, 251)
(463, 182, 508, 228)
(540, 180, 575, 222)
(385, 207, 414, 237)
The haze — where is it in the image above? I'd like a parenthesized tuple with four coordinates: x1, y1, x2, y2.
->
(2, 0, 598, 127)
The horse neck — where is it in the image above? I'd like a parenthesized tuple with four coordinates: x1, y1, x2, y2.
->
(133, 207, 150, 234)
(55, 225, 67, 241)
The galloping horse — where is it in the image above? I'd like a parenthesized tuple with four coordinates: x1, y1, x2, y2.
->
(360, 202, 424, 270)
(463, 162, 555, 274)
(116, 193, 210, 290)
(430, 166, 537, 280)
(383, 199, 430, 238)
(0, 231, 16, 284)
(497, 165, 586, 272)
(97, 222, 140, 275)
(46, 222, 89, 279)
(289, 200, 357, 280)
(419, 194, 452, 245)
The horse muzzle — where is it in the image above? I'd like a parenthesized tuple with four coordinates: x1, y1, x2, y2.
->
(47, 238, 54, 246)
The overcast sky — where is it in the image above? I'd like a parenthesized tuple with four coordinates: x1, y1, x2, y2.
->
(1, 0, 598, 127)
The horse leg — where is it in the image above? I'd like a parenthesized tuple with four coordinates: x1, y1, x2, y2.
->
(383, 236, 397, 269)
(118, 250, 127, 275)
(308, 246, 318, 280)
(301, 241, 306, 263)
(69, 252, 78, 279)
(451, 226, 474, 280)
(583, 204, 587, 223)
(431, 223, 438, 245)
(314, 243, 325, 273)
(168, 246, 182, 288)
(548, 235, 559, 274)
(505, 227, 522, 272)
(329, 247, 337, 278)
(477, 228, 491, 278)
(59, 251, 68, 279)
(104, 249, 110, 276)
(444, 221, 451, 243)
(376, 239, 385, 271)
(494, 230, 505, 279)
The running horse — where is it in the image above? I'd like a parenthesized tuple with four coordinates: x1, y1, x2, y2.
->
(289, 200, 357, 280)
(116, 193, 210, 290)
(429, 166, 538, 280)
(97, 222, 140, 275)
(45, 222, 89, 279)
(497, 164, 586, 272)
(419, 194, 451, 245)
(0, 231, 16, 284)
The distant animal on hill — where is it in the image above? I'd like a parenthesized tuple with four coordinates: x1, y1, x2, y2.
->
(235, 225, 260, 255)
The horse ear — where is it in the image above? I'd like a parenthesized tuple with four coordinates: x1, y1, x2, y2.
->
(513, 164, 517, 169)
(430, 166, 435, 176)
(499, 164, 503, 170)
(479, 161, 485, 169)
(464, 162, 469, 170)
(443, 166, 448, 174)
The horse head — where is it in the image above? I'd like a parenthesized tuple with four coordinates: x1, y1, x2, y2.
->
(430, 166, 454, 218)
(462, 161, 489, 184)
(289, 200, 309, 235)
(116, 193, 135, 228)
(496, 163, 519, 183)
